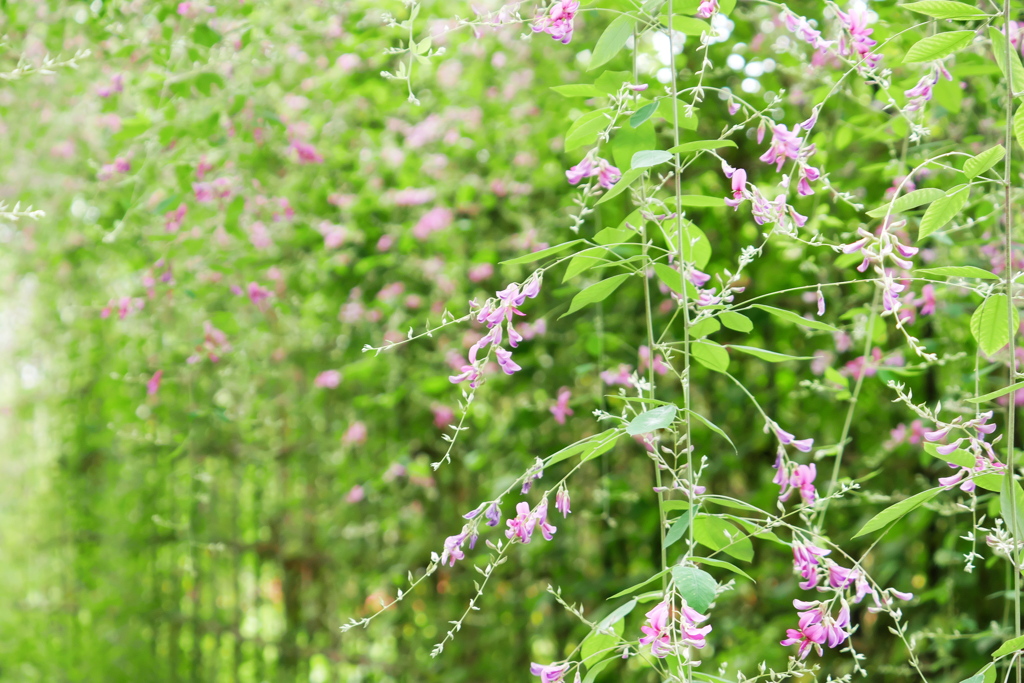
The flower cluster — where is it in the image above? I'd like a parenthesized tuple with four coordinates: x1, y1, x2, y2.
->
(639, 598, 712, 661)
(506, 500, 557, 544)
(696, 0, 718, 19)
(904, 63, 953, 113)
(925, 412, 1006, 492)
(722, 161, 808, 232)
(450, 275, 543, 388)
(566, 154, 621, 190)
(781, 600, 851, 659)
(532, 1, 580, 44)
(835, 4, 882, 71)
(759, 124, 821, 196)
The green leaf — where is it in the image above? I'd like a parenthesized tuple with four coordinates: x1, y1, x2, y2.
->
(1000, 474, 1024, 541)
(653, 263, 685, 296)
(990, 27, 1024, 97)
(670, 220, 712, 269)
(964, 145, 1006, 180)
(565, 110, 610, 152)
(626, 404, 678, 435)
(665, 510, 691, 547)
(547, 429, 620, 466)
(719, 311, 753, 333)
(561, 274, 632, 318)
(613, 123, 656, 170)
(589, 14, 636, 70)
(750, 304, 839, 332)
(866, 188, 945, 218)
(668, 16, 711, 35)
(674, 195, 725, 208)
(563, 247, 607, 282)
(193, 24, 222, 48)
(668, 140, 738, 154)
(551, 84, 603, 98)
(581, 617, 623, 663)
(580, 430, 623, 462)
(596, 167, 645, 205)
(917, 265, 995, 280)
(692, 341, 730, 373)
(970, 294, 1019, 356)
(1014, 105, 1024, 150)
(692, 516, 753, 561)
(903, 30, 974, 63)
(692, 556, 755, 582)
(854, 488, 943, 537)
(501, 240, 582, 265)
(607, 569, 670, 600)
(922, 441, 976, 469)
(582, 658, 614, 683)
(630, 101, 660, 128)
(631, 149, 673, 170)
(993, 634, 1024, 658)
(670, 566, 717, 613)
(689, 317, 721, 339)
(966, 380, 1024, 404)
(918, 185, 970, 241)
(903, 1, 989, 19)
(684, 409, 736, 453)
(728, 345, 812, 363)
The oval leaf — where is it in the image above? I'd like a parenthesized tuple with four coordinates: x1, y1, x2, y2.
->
(903, 30, 974, 63)
(918, 185, 970, 241)
(670, 566, 717, 614)
(917, 265, 995, 280)
(854, 487, 942, 537)
(692, 340, 730, 373)
(970, 294, 1019, 356)
(866, 187, 945, 218)
(728, 345, 812, 363)
(751, 304, 839, 332)
(631, 149, 674, 170)
(903, 1, 988, 19)
(561, 274, 632, 318)
(626, 404, 678, 435)
(589, 14, 637, 70)
(964, 145, 1006, 180)
(668, 140, 738, 154)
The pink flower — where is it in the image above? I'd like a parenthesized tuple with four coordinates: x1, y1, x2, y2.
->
(314, 370, 342, 389)
(639, 598, 712, 659)
(431, 404, 455, 428)
(760, 124, 802, 171)
(781, 601, 851, 659)
(789, 464, 817, 504)
(345, 485, 365, 503)
(147, 370, 164, 396)
(290, 139, 323, 164)
(505, 500, 557, 544)
(532, 1, 580, 44)
(530, 662, 570, 683)
(791, 542, 829, 590)
(412, 207, 453, 240)
(468, 263, 494, 282)
(566, 155, 620, 189)
(343, 421, 367, 445)
(555, 488, 571, 517)
(835, 5, 882, 69)
(550, 387, 573, 424)
(696, 0, 718, 18)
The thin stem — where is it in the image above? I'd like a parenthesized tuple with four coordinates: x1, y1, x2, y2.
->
(1001, 4, 1021, 682)
(816, 286, 881, 530)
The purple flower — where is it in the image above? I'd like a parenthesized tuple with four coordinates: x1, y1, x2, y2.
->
(555, 488, 571, 517)
(529, 662, 570, 683)
(531, 1, 580, 44)
(696, 0, 718, 18)
(147, 370, 163, 396)
(550, 387, 574, 424)
(314, 370, 342, 389)
(505, 500, 557, 544)
(640, 598, 711, 659)
(790, 464, 817, 504)
(760, 124, 802, 171)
